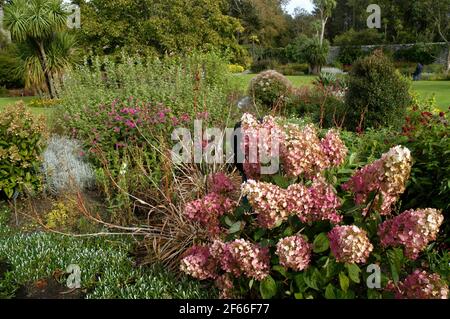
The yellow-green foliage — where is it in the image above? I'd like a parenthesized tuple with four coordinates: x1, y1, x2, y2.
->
(228, 64, 245, 73)
(45, 202, 71, 230)
(0, 102, 46, 198)
(28, 98, 61, 108)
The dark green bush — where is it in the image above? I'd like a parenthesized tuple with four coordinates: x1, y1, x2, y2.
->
(345, 51, 412, 131)
(0, 49, 23, 89)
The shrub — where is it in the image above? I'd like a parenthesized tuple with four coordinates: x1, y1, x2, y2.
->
(179, 113, 448, 299)
(28, 98, 61, 108)
(228, 64, 245, 73)
(0, 49, 23, 89)
(274, 63, 309, 76)
(250, 59, 278, 73)
(345, 50, 412, 131)
(42, 136, 95, 195)
(0, 102, 45, 198)
(248, 70, 292, 110)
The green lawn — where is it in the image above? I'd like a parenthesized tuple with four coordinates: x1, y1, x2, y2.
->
(0, 97, 53, 117)
(411, 81, 450, 111)
(233, 74, 450, 111)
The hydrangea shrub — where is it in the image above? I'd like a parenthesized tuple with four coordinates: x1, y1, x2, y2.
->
(0, 102, 46, 198)
(248, 70, 292, 109)
(180, 113, 447, 299)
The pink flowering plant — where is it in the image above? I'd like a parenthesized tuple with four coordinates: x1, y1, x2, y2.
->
(179, 113, 448, 299)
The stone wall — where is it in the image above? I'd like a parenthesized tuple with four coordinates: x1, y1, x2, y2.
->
(327, 43, 448, 66)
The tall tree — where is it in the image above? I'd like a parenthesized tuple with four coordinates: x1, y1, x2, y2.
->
(313, 0, 337, 47)
(3, 0, 74, 98)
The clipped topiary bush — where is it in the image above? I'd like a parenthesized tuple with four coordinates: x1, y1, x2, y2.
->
(248, 70, 292, 110)
(345, 50, 412, 131)
(0, 102, 46, 198)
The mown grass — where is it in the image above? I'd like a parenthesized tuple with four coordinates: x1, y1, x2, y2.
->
(232, 74, 450, 111)
(0, 97, 52, 117)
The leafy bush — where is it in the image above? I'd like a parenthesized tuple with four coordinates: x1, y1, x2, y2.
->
(228, 64, 245, 73)
(250, 59, 278, 73)
(42, 136, 95, 195)
(337, 46, 366, 65)
(56, 52, 236, 127)
(333, 29, 385, 46)
(178, 114, 448, 299)
(345, 50, 412, 131)
(249, 70, 292, 110)
(274, 63, 309, 76)
(0, 102, 46, 198)
(400, 100, 450, 232)
(0, 49, 23, 89)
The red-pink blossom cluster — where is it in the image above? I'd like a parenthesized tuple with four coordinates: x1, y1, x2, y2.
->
(320, 129, 348, 167)
(242, 179, 342, 229)
(328, 225, 373, 264)
(276, 236, 312, 271)
(293, 179, 343, 224)
(180, 245, 218, 280)
(342, 146, 412, 215)
(184, 192, 236, 236)
(239, 113, 347, 179)
(240, 113, 284, 179)
(208, 172, 236, 194)
(211, 239, 270, 281)
(378, 208, 444, 259)
(388, 270, 449, 299)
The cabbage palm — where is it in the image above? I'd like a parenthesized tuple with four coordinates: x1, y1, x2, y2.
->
(3, 0, 72, 98)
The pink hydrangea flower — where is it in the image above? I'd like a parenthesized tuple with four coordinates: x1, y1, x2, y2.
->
(378, 208, 444, 259)
(184, 193, 236, 236)
(180, 245, 218, 280)
(276, 236, 312, 271)
(208, 172, 236, 194)
(320, 129, 348, 167)
(342, 146, 412, 215)
(215, 274, 235, 299)
(211, 239, 270, 281)
(388, 270, 449, 299)
(328, 225, 373, 264)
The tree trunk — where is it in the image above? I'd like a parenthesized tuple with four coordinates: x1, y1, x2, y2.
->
(446, 43, 450, 74)
(36, 40, 56, 99)
(320, 20, 326, 47)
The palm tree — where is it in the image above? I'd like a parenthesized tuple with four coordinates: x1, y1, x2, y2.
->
(3, 0, 76, 98)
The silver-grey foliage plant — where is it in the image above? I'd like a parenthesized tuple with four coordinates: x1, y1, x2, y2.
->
(42, 136, 95, 195)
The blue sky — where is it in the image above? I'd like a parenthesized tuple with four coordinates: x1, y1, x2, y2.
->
(285, 0, 314, 14)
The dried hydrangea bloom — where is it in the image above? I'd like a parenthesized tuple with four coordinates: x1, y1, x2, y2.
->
(276, 236, 312, 271)
(215, 274, 236, 299)
(328, 225, 373, 264)
(342, 145, 412, 215)
(320, 129, 348, 168)
(180, 245, 218, 280)
(184, 192, 236, 236)
(242, 180, 289, 229)
(378, 208, 444, 259)
(281, 123, 326, 178)
(212, 239, 270, 281)
(388, 270, 449, 299)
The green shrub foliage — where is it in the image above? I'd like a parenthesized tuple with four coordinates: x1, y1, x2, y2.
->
(345, 51, 412, 131)
(0, 102, 45, 198)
